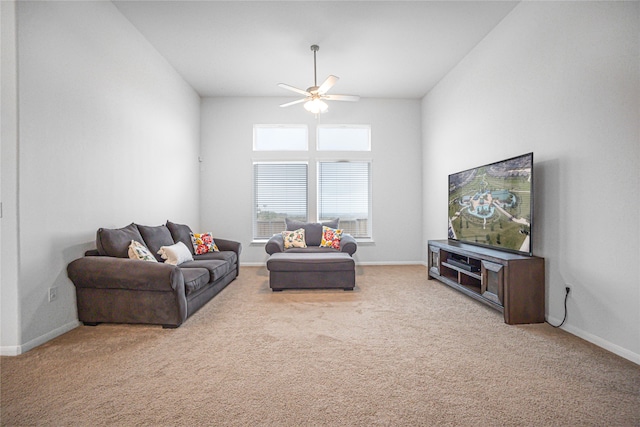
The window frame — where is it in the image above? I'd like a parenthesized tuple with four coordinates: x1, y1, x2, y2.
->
(252, 123, 374, 243)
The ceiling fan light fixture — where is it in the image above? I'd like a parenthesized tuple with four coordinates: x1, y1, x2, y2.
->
(304, 98, 328, 114)
(278, 44, 359, 114)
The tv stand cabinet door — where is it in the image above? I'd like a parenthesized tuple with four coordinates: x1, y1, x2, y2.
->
(428, 246, 441, 276)
(481, 260, 504, 306)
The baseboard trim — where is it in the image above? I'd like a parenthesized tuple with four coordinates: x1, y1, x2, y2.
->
(547, 315, 639, 365)
(1, 320, 81, 356)
(355, 261, 427, 266)
(0, 345, 21, 356)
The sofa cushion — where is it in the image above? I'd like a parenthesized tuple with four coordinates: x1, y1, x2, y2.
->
(180, 267, 210, 296)
(97, 223, 145, 258)
(158, 242, 194, 266)
(128, 240, 158, 262)
(194, 251, 237, 264)
(179, 259, 229, 282)
(285, 218, 339, 247)
(267, 252, 354, 272)
(278, 246, 338, 254)
(166, 221, 195, 255)
(137, 224, 175, 262)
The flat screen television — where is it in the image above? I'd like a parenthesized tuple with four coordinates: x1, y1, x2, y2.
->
(448, 152, 533, 256)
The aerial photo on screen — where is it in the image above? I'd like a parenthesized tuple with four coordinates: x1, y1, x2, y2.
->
(448, 153, 532, 255)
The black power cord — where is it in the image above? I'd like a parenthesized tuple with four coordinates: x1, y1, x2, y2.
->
(548, 287, 570, 328)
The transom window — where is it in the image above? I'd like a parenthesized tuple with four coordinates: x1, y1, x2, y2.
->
(317, 125, 370, 151)
(253, 125, 308, 151)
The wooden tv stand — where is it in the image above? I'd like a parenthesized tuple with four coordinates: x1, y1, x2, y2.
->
(427, 240, 545, 324)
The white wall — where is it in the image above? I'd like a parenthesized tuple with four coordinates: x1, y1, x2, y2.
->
(200, 97, 423, 265)
(1, 1, 201, 355)
(1, 0, 21, 354)
(422, 1, 639, 363)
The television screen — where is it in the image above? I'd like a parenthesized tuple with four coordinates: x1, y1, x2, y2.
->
(448, 153, 533, 256)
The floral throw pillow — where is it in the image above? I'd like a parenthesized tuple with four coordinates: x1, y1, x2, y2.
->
(191, 232, 219, 255)
(282, 228, 307, 249)
(320, 226, 343, 250)
(128, 240, 157, 262)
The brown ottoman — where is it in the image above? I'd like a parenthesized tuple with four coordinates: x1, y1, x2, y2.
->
(266, 252, 355, 291)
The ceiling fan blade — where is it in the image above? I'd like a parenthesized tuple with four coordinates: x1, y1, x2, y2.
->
(323, 94, 360, 102)
(317, 75, 339, 94)
(280, 98, 308, 108)
(278, 83, 311, 96)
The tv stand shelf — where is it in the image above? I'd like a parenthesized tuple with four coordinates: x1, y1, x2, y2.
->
(428, 240, 545, 324)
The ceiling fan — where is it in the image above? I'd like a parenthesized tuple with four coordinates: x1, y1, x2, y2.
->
(278, 45, 360, 114)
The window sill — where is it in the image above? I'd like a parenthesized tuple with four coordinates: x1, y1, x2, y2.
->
(354, 238, 375, 245)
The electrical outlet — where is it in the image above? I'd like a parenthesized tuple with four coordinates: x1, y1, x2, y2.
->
(48, 287, 58, 302)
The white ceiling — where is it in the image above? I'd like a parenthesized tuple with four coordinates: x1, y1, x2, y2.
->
(113, 1, 518, 99)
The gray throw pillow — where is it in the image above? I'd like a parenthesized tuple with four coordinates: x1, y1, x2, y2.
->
(96, 223, 145, 258)
(166, 220, 195, 255)
(136, 224, 175, 262)
(285, 218, 339, 246)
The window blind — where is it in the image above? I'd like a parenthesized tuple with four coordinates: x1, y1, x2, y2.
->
(253, 163, 308, 239)
(318, 161, 371, 238)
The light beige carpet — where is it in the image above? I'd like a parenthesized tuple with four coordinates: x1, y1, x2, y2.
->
(1, 265, 639, 426)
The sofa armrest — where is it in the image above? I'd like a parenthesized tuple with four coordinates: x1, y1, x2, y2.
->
(214, 238, 242, 258)
(265, 234, 284, 255)
(67, 256, 183, 292)
(340, 233, 358, 256)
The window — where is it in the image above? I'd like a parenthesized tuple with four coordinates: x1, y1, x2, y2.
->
(318, 161, 371, 238)
(253, 124, 372, 241)
(317, 125, 370, 151)
(253, 125, 308, 151)
(253, 162, 307, 239)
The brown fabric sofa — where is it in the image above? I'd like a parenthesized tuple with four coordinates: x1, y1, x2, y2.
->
(67, 221, 241, 328)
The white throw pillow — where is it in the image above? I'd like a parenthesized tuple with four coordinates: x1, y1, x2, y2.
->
(157, 241, 193, 266)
